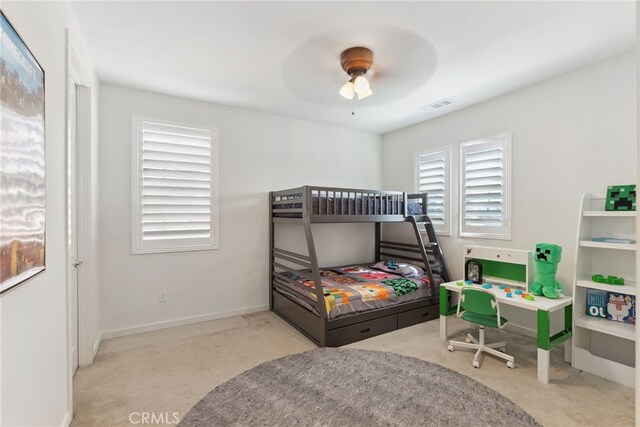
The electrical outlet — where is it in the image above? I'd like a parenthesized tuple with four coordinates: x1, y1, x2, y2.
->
(159, 292, 167, 302)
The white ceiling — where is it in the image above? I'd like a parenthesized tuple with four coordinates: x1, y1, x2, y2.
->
(72, 1, 636, 134)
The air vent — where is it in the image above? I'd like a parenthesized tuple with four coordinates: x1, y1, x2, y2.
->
(420, 99, 454, 112)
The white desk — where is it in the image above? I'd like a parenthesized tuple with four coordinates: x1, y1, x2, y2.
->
(439, 281, 573, 383)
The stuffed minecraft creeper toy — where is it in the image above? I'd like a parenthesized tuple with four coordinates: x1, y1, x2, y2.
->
(530, 243, 563, 299)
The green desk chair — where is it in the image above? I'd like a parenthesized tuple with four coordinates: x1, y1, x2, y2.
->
(447, 288, 515, 369)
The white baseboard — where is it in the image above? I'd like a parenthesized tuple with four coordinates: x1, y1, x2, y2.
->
(100, 304, 269, 340)
(61, 410, 72, 427)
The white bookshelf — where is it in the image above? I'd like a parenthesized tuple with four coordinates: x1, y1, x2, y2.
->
(572, 193, 636, 389)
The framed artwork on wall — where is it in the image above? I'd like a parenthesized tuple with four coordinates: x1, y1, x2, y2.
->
(0, 11, 46, 293)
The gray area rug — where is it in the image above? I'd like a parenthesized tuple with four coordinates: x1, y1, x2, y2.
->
(179, 348, 540, 427)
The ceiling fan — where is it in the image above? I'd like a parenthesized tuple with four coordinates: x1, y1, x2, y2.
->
(339, 46, 373, 100)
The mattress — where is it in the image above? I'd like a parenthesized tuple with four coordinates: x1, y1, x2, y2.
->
(274, 196, 425, 217)
(274, 263, 442, 319)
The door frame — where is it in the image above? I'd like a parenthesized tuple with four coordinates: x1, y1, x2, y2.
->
(66, 30, 92, 422)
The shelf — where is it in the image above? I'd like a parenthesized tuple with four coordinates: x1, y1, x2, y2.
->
(573, 348, 635, 389)
(576, 279, 637, 294)
(574, 315, 636, 341)
(482, 275, 527, 289)
(583, 211, 636, 217)
(579, 240, 636, 251)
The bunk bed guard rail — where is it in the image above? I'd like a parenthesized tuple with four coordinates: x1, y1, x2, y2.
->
(270, 186, 428, 221)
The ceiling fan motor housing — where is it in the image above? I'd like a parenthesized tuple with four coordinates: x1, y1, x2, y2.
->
(340, 46, 374, 77)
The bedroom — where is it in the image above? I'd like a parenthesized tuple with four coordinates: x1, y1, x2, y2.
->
(0, 1, 637, 426)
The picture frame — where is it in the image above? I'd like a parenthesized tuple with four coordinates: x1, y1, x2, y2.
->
(605, 184, 636, 211)
(0, 11, 46, 293)
(464, 259, 483, 284)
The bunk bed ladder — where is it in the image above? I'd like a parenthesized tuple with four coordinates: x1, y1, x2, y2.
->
(420, 218, 451, 283)
(303, 187, 328, 343)
(303, 220, 328, 327)
(407, 217, 438, 299)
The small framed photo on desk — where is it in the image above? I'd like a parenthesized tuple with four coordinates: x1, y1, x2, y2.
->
(465, 259, 483, 284)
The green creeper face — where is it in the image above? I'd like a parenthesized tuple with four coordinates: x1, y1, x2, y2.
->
(606, 185, 636, 211)
(535, 243, 562, 264)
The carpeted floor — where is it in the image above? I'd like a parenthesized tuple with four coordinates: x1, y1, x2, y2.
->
(178, 348, 540, 427)
(72, 312, 635, 426)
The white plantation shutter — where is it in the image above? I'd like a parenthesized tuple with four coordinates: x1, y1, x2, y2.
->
(132, 119, 219, 253)
(416, 148, 450, 235)
(460, 134, 511, 239)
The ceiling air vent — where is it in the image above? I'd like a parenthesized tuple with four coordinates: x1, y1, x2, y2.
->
(420, 99, 454, 112)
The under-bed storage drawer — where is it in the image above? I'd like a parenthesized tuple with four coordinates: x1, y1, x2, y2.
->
(327, 315, 397, 347)
(397, 305, 438, 328)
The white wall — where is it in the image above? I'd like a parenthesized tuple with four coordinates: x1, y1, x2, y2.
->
(382, 51, 637, 331)
(98, 83, 382, 336)
(0, 1, 99, 426)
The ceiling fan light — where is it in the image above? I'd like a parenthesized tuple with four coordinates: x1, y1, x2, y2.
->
(339, 47, 374, 101)
(339, 80, 355, 99)
(353, 75, 370, 94)
(357, 88, 373, 100)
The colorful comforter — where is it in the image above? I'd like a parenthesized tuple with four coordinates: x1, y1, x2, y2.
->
(276, 264, 438, 319)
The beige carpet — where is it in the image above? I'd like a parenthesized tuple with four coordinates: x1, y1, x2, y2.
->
(72, 312, 634, 426)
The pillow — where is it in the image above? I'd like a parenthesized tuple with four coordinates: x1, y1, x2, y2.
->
(371, 261, 424, 278)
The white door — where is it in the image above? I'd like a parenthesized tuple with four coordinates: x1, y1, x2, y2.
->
(67, 79, 80, 375)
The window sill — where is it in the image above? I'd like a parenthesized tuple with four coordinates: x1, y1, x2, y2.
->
(131, 244, 219, 255)
(459, 231, 512, 241)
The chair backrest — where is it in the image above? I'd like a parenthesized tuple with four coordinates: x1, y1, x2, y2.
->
(460, 288, 497, 316)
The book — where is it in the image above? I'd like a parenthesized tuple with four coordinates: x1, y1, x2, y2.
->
(586, 288, 636, 324)
(607, 292, 636, 325)
(591, 237, 636, 244)
(586, 289, 607, 319)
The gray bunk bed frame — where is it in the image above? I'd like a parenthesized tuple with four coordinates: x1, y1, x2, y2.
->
(269, 185, 450, 347)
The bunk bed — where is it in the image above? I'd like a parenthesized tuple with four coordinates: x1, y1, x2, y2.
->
(269, 185, 451, 347)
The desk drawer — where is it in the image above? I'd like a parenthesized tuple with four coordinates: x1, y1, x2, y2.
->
(327, 315, 397, 347)
(398, 306, 438, 328)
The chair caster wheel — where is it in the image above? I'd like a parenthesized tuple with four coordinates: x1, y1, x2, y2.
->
(500, 348, 507, 353)
(465, 338, 472, 343)
(448, 345, 454, 352)
(472, 360, 480, 368)
(507, 361, 515, 369)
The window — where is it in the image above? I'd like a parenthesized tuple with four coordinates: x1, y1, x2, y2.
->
(415, 147, 450, 235)
(131, 118, 219, 254)
(460, 133, 511, 239)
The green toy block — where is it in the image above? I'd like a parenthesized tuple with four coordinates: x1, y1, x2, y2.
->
(592, 274, 624, 285)
(605, 185, 636, 211)
(456, 281, 464, 286)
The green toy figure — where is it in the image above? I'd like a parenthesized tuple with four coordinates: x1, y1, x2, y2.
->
(530, 243, 563, 299)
